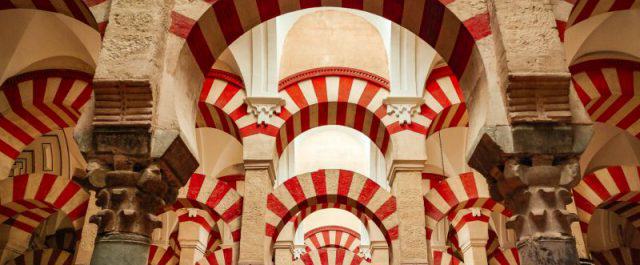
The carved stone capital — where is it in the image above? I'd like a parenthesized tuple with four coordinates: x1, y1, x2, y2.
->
(383, 97, 424, 125)
(491, 156, 580, 241)
(75, 125, 198, 237)
(245, 97, 285, 126)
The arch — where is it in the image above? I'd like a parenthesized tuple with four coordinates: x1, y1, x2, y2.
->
(171, 0, 491, 101)
(148, 245, 180, 265)
(421, 66, 468, 138)
(304, 226, 362, 255)
(275, 102, 391, 155)
(573, 165, 640, 239)
(570, 59, 640, 139)
(5, 248, 73, 265)
(274, 70, 394, 155)
(196, 247, 234, 265)
(0, 0, 104, 32)
(444, 208, 519, 265)
(486, 230, 519, 265)
(0, 173, 89, 233)
(424, 172, 511, 238)
(294, 248, 371, 265)
(432, 250, 465, 265)
(291, 203, 368, 230)
(168, 173, 243, 242)
(173, 208, 224, 253)
(197, 69, 253, 141)
(591, 247, 640, 265)
(567, 0, 640, 27)
(266, 169, 398, 247)
(0, 70, 93, 178)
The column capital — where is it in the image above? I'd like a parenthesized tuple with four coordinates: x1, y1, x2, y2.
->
(273, 241, 293, 250)
(245, 97, 285, 126)
(383, 97, 425, 125)
(73, 125, 198, 237)
(387, 160, 425, 184)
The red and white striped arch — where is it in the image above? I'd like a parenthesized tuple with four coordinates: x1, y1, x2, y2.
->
(591, 247, 640, 265)
(175, 208, 224, 252)
(573, 165, 640, 239)
(445, 210, 519, 265)
(0, 70, 92, 178)
(420, 66, 468, 138)
(170, 0, 491, 105)
(424, 172, 511, 238)
(168, 173, 243, 242)
(447, 208, 491, 232)
(0, 173, 89, 233)
(486, 230, 519, 265)
(266, 169, 398, 247)
(553, 0, 640, 41)
(148, 245, 180, 265)
(275, 70, 393, 155)
(432, 250, 465, 265)
(570, 60, 640, 139)
(0, 0, 106, 33)
(304, 226, 362, 255)
(197, 70, 256, 141)
(6, 248, 74, 265)
(291, 202, 368, 230)
(294, 248, 371, 265)
(568, 0, 639, 27)
(196, 247, 234, 265)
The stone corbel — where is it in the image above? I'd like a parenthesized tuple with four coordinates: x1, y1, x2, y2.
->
(245, 97, 285, 126)
(383, 97, 425, 125)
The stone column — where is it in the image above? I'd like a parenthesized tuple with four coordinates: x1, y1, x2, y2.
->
(390, 163, 429, 264)
(238, 136, 276, 265)
(237, 160, 274, 264)
(73, 0, 200, 263)
(177, 214, 209, 265)
(453, 209, 490, 265)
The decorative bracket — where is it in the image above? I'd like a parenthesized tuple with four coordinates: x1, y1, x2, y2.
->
(245, 97, 285, 127)
(383, 97, 424, 125)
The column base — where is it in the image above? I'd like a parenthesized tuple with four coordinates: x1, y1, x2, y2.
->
(517, 236, 579, 265)
(90, 233, 150, 265)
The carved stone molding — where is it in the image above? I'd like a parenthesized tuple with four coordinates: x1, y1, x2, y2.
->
(506, 72, 572, 124)
(278, 67, 389, 91)
(92, 80, 153, 126)
(245, 97, 285, 126)
(383, 97, 425, 126)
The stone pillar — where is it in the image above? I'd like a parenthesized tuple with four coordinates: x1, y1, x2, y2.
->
(390, 163, 429, 264)
(238, 135, 276, 265)
(73, 0, 199, 263)
(177, 215, 209, 265)
(453, 209, 490, 265)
